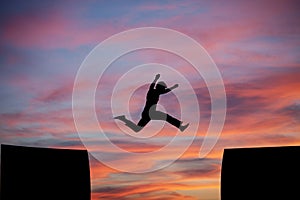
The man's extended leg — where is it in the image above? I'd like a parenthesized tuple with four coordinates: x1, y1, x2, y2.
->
(114, 115, 143, 132)
(137, 113, 150, 131)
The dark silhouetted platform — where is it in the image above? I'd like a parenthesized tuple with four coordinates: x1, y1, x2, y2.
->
(221, 146, 300, 200)
(1, 144, 91, 200)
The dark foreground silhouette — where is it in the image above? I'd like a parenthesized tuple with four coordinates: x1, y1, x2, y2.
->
(221, 146, 300, 200)
(114, 74, 189, 132)
(1, 144, 91, 200)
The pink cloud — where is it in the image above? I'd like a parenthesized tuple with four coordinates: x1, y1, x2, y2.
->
(221, 68, 300, 136)
(2, 11, 119, 49)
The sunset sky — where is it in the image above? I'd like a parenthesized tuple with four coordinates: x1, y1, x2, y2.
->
(1, 0, 300, 199)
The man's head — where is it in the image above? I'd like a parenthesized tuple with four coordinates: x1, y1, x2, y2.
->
(156, 81, 167, 91)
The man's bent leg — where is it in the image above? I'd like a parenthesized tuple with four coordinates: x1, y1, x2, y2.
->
(166, 114, 189, 131)
(166, 114, 181, 128)
(151, 110, 181, 128)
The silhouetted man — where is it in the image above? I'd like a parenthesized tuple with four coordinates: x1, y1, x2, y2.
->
(114, 74, 189, 132)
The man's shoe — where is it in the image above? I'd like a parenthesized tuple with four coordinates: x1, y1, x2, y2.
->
(114, 115, 126, 121)
(179, 123, 189, 132)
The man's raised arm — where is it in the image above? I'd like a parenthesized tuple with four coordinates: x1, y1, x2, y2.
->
(150, 74, 160, 89)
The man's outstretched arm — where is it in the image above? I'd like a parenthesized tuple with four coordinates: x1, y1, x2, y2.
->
(163, 84, 179, 94)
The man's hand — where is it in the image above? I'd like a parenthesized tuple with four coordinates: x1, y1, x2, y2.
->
(155, 74, 160, 80)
